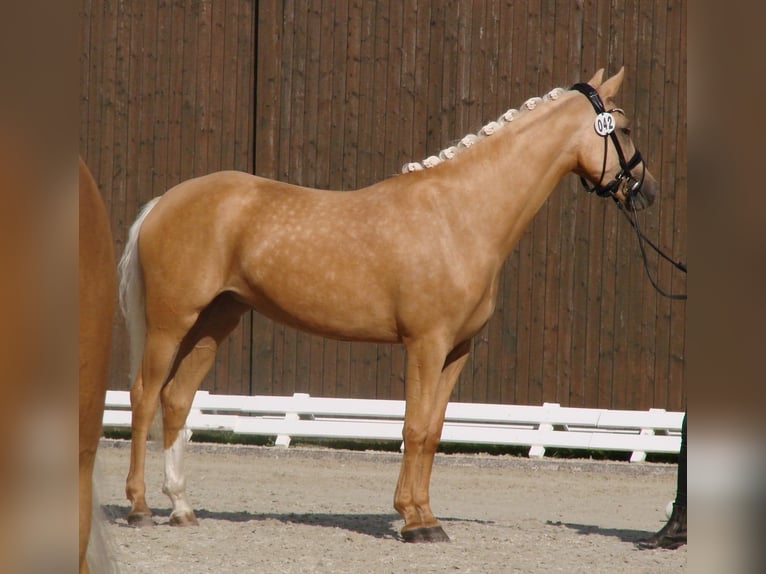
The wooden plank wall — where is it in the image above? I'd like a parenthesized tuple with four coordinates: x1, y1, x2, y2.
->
(80, 0, 687, 411)
(80, 0, 256, 395)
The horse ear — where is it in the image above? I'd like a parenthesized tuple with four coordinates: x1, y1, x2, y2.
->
(587, 68, 605, 88)
(599, 66, 625, 99)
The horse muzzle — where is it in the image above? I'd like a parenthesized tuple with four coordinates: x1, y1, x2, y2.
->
(620, 167, 657, 211)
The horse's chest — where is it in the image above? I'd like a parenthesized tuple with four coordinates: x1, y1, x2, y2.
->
(444, 272, 500, 341)
(460, 293, 497, 339)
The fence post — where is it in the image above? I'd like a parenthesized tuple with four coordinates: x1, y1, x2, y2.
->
(528, 402, 560, 459)
(275, 393, 310, 448)
(629, 408, 666, 462)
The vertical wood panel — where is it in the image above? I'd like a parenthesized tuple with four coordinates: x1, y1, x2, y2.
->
(178, 1, 197, 180)
(540, 0, 561, 406)
(657, 0, 686, 410)
(508, 1, 531, 407)
(109, 0, 132, 387)
(82, 0, 255, 391)
(80, 0, 93, 160)
(370, 0, 393, 399)
(573, 1, 595, 409)
(385, 1, 407, 402)
(590, 0, 618, 409)
(494, 0, 517, 406)
(349, 0, 381, 399)
(668, 0, 687, 410)
(635, 0, 663, 410)
(482, 0, 504, 404)
(619, 0, 645, 411)
(609, 0, 632, 411)
(329, 0, 352, 399)
(164, 0, 185, 187)
(291, 2, 312, 396)
(551, 0, 576, 406)
(525, 0, 546, 407)
(468, 0, 490, 404)
(652, 0, 674, 410)
(272, 0, 296, 397)
(252, 0, 280, 396)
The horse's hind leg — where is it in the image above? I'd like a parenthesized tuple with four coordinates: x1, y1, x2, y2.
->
(126, 330, 183, 526)
(159, 294, 248, 526)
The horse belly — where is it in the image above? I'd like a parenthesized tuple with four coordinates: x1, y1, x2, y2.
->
(237, 260, 401, 343)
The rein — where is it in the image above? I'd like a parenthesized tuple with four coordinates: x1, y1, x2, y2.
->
(617, 200, 688, 300)
(571, 81, 687, 301)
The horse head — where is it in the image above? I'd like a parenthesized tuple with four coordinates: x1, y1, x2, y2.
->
(573, 67, 657, 211)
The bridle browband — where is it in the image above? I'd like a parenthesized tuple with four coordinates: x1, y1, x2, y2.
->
(571, 81, 687, 301)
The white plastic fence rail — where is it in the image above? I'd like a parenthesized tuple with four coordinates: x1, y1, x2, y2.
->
(103, 390, 683, 462)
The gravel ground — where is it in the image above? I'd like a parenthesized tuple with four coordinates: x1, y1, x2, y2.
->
(92, 439, 686, 574)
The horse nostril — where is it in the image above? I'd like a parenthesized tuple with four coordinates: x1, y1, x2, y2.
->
(644, 183, 658, 207)
(633, 186, 656, 210)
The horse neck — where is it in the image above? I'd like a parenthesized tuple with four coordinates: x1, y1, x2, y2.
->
(437, 96, 584, 259)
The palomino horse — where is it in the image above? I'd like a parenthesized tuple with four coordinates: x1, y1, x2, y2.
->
(119, 68, 656, 542)
(79, 158, 117, 571)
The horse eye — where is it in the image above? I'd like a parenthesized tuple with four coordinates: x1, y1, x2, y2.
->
(621, 127, 632, 136)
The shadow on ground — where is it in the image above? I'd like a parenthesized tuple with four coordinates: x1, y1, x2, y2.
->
(102, 504, 493, 540)
(547, 520, 653, 543)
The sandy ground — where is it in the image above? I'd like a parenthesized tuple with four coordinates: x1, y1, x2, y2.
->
(92, 439, 686, 574)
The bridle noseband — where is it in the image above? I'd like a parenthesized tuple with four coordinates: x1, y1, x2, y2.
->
(570, 82, 645, 201)
(571, 81, 687, 301)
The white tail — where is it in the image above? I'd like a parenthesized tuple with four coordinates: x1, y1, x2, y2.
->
(117, 197, 161, 385)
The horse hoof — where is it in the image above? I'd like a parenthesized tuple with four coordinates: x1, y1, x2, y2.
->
(401, 525, 451, 543)
(169, 511, 199, 527)
(127, 513, 155, 528)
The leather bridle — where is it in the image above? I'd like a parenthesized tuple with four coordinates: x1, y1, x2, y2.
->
(571, 81, 645, 201)
(571, 81, 687, 301)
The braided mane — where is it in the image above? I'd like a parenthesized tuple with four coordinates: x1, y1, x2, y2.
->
(401, 87, 567, 173)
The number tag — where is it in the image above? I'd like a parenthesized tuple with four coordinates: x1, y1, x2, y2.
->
(594, 112, 615, 136)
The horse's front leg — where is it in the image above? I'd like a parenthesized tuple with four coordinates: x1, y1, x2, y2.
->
(394, 339, 471, 543)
